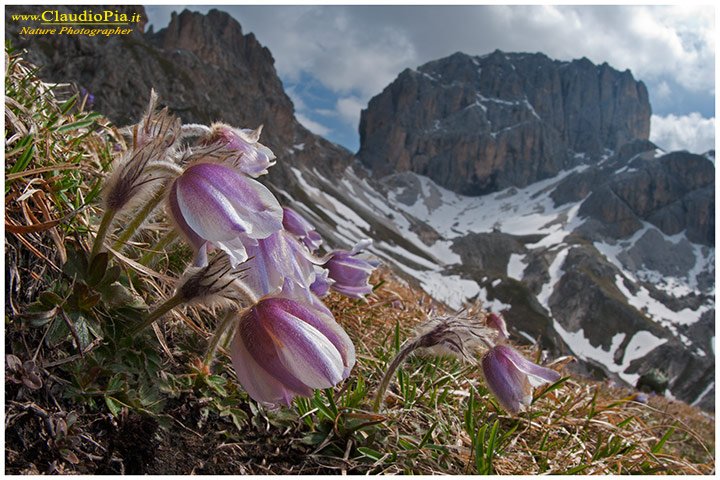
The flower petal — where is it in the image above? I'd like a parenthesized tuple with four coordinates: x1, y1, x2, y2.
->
(268, 311, 344, 389)
(243, 230, 318, 297)
(499, 345, 561, 387)
(230, 327, 304, 406)
(175, 171, 251, 241)
(167, 180, 204, 250)
(186, 163, 282, 238)
(238, 308, 315, 396)
(482, 347, 533, 414)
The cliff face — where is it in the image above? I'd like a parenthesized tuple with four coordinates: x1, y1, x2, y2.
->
(358, 51, 651, 195)
(550, 144, 715, 246)
(5, 6, 353, 187)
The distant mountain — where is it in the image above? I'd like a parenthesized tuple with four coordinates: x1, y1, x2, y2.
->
(358, 51, 651, 195)
(7, 6, 714, 411)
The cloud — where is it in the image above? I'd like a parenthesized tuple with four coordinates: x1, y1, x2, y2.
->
(335, 96, 365, 128)
(655, 81, 672, 99)
(650, 113, 716, 154)
(295, 112, 331, 137)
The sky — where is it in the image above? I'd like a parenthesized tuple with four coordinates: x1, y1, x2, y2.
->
(146, 4, 716, 155)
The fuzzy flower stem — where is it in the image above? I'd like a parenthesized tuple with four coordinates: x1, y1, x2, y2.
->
(203, 308, 239, 367)
(138, 230, 178, 266)
(112, 188, 166, 250)
(131, 294, 185, 336)
(181, 123, 212, 138)
(372, 338, 423, 412)
(90, 208, 116, 260)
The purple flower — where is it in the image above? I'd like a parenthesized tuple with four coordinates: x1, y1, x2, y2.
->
(282, 207, 323, 252)
(482, 345, 561, 414)
(242, 229, 320, 298)
(230, 296, 356, 406)
(486, 312, 509, 340)
(323, 240, 379, 299)
(310, 266, 333, 298)
(203, 123, 276, 177)
(167, 162, 283, 267)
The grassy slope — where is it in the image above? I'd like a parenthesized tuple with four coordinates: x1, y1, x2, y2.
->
(4, 48, 715, 475)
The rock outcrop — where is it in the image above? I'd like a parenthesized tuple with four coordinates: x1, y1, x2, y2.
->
(557, 147, 716, 246)
(358, 51, 651, 195)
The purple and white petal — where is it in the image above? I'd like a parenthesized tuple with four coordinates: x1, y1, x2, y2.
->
(310, 267, 334, 298)
(266, 310, 344, 389)
(283, 207, 323, 252)
(184, 163, 282, 239)
(230, 327, 301, 406)
(324, 250, 378, 299)
(243, 230, 319, 297)
(482, 347, 533, 414)
(499, 345, 561, 387)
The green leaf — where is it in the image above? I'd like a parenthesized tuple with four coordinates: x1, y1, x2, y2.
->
(45, 317, 70, 346)
(7, 135, 34, 175)
(63, 247, 89, 279)
(58, 94, 78, 115)
(87, 251, 109, 287)
(312, 390, 336, 422)
(419, 422, 437, 449)
(651, 425, 676, 454)
(100, 282, 143, 309)
(73, 314, 93, 350)
(105, 396, 123, 416)
(39, 291, 64, 308)
(54, 117, 97, 133)
(98, 265, 122, 288)
(357, 447, 384, 462)
(219, 408, 248, 431)
(563, 464, 591, 475)
(205, 375, 228, 397)
(300, 432, 328, 446)
(106, 373, 125, 393)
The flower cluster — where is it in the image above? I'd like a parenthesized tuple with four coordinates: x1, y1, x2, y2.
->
(102, 92, 378, 406)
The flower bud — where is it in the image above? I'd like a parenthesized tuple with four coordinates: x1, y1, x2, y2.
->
(230, 296, 355, 406)
(482, 345, 561, 414)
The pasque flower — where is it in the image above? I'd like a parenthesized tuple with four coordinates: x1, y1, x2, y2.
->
(282, 207, 323, 252)
(323, 240, 379, 299)
(242, 229, 320, 298)
(201, 123, 276, 177)
(486, 312, 509, 340)
(167, 162, 283, 267)
(482, 345, 561, 414)
(230, 296, 355, 406)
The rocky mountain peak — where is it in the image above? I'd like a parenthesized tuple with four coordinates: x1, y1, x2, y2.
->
(358, 50, 651, 195)
(159, 9, 271, 72)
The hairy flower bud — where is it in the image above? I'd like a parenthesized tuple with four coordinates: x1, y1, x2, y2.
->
(202, 123, 276, 177)
(175, 253, 249, 307)
(486, 312, 510, 340)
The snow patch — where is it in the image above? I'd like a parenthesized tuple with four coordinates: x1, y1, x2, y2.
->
(507, 253, 527, 280)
